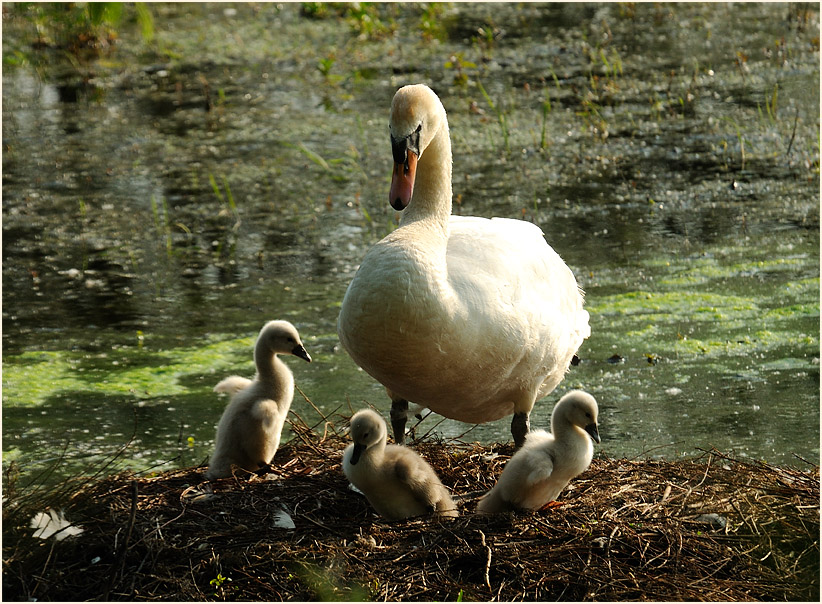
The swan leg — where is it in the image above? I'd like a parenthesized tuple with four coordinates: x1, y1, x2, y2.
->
(511, 411, 530, 449)
(389, 396, 409, 444)
(254, 461, 275, 476)
(539, 500, 566, 511)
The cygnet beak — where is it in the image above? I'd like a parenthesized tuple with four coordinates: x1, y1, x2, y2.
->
(292, 345, 312, 363)
(350, 442, 367, 465)
(585, 423, 601, 444)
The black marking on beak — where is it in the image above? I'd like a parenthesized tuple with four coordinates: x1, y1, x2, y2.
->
(391, 124, 422, 172)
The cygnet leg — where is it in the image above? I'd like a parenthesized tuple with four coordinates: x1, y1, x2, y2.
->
(511, 412, 530, 449)
(390, 397, 409, 444)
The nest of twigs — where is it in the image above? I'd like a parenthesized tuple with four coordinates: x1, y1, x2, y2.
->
(3, 411, 819, 602)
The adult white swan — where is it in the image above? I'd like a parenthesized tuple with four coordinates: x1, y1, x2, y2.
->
(338, 84, 590, 447)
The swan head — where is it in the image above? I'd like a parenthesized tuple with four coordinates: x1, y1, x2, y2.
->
(388, 84, 447, 210)
(553, 390, 601, 444)
(255, 320, 312, 363)
(347, 408, 388, 465)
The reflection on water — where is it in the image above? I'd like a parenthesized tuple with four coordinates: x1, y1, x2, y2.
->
(2, 3, 819, 483)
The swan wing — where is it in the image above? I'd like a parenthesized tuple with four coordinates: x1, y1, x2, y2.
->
(446, 216, 589, 390)
(447, 216, 586, 335)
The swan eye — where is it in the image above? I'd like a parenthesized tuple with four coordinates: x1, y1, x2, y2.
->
(408, 124, 422, 155)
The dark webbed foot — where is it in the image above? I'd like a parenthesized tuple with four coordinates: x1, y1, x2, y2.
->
(511, 411, 530, 449)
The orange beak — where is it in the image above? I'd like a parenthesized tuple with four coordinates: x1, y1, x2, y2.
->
(389, 151, 417, 211)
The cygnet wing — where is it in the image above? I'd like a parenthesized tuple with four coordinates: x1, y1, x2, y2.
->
(390, 449, 441, 511)
(522, 431, 556, 486)
(214, 376, 253, 395)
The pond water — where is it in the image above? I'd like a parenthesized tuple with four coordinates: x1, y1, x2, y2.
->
(2, 3, 819, 486)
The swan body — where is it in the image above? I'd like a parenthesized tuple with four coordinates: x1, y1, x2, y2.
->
(477, 390, 600, 513)
(337, 84, 589, 447)
(206, 320, 311, 480)
(342, 409, 458, 520)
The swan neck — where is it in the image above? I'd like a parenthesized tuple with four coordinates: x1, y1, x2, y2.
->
(254, 345, 289, 388)
(401, 121, 452, 228)
(551, 414, 590, 446)
(360, 438, 386, 465)
(551, 412, 574, 442)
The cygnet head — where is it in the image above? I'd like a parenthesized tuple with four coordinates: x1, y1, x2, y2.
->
(347, 408, 388, 465)
(553, 390, 600, 444)
(255, 320, 312, 363)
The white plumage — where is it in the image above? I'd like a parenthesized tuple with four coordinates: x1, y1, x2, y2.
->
(206, 320, 311, 480)
(342, 409, 458, 520)
(477, 390, 600, 513)
(337, 84, 589, 447)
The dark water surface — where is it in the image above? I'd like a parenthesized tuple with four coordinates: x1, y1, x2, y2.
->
(2, 3, 819, 483)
